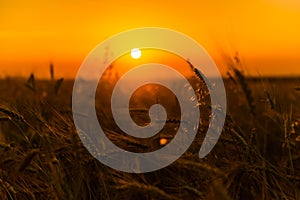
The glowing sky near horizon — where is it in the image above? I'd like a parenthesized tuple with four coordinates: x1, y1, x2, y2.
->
(0, 0, 300, 78)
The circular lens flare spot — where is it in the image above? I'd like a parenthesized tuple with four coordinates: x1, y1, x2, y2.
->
(160, 138, 168, 146)
(131, 48, 142, 59)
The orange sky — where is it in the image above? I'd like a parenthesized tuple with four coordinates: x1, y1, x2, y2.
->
(1, 0, 300, 78)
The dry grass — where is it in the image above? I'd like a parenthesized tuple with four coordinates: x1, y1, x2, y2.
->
(0, 61, 299, 200)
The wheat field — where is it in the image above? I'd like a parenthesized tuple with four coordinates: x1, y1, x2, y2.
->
(0, 59, 299, 199)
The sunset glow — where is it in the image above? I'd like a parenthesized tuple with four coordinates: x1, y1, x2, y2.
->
(1, 0, 300, 78)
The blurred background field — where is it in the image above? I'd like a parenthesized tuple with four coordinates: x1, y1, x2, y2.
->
(0, 61, 299, 199)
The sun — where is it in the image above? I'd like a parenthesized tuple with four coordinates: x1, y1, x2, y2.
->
(131, 48, 142, 59)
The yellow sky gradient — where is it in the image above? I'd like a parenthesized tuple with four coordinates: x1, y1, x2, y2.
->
(1, 0, 300, 78)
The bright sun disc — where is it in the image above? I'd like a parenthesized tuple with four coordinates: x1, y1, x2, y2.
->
(131, 48, 142, 59)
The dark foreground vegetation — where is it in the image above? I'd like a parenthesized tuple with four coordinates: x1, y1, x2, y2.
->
(0, 59, 299, 199)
